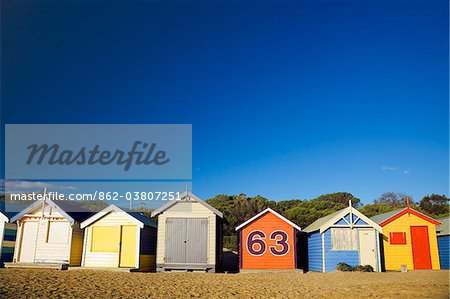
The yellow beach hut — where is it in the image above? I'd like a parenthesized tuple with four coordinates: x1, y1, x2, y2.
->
(9, 199, 91, 268)
(80, 205, 157, 271)
(371, 202, 441, 271)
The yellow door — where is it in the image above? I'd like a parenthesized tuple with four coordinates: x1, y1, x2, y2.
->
(119, 226, 136, 267)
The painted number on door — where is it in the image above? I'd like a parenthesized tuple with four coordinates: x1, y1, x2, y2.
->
(247, 230, 289, 256)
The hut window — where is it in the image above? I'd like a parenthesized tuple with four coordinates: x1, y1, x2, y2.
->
(91, 226, 121, 252)
(331, 228, 357, 250)
(47, 221, 70, 244)
(389, 232, 407, 244)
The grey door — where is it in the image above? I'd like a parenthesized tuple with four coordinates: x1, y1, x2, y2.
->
(165, 218, 187, 263)
(186, 218, 208, 263)
(165, 218, 208, 264)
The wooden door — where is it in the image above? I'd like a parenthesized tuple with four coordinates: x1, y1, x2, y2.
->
(165, 218, 187, 263)
(358, 229, 377, 270)
(119, 226, 136, 267)
(186, 218, 208, 264)
(165, 218, 208, 264)
(410, 226, 432, 269)
(19, 221, 38, 263)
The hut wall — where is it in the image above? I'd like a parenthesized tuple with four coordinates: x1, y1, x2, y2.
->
(437, 235, 449, 269)
(82, 212, 138, 268)
(381, 213, 440, 270)
(156, 201, 217, 266)
(307, 231, 323, 272)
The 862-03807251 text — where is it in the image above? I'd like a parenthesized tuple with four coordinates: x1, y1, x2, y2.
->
(9, 191, 181, 201)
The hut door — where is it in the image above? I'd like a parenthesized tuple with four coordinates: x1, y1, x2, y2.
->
(358, 229, 377, 270)
(119, 226, 136, 267)
(19, 221, 38, 263)
(186, 218, 208, 264)
(410, 226, 432, 269)
(166, 218, 187, 263)
(165, 218, 208, 264)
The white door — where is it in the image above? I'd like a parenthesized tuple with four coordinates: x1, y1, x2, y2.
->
(19, 221, 38, 263)
(358, 229, 377, 270)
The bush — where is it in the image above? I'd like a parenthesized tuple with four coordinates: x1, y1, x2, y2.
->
(223, 235, 238, 252)
(336, 263, 374, 272)
(358, 265, 374, 272)
(336, 262, 353, 272)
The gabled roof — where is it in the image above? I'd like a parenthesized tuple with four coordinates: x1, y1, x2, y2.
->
(436, 216, 449, 237)
(303, 205, 382, 233)
(80, 204, 156, 229)
(371, 208, 404, 225)
(371, 207, 441, 227)
(302, 210, 342, 233)
(151, 191, 223, 218)
(10, 199, 93, 224)
(235, 208, 301, 231)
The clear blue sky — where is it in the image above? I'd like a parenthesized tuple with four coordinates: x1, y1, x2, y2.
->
(1, 0, 448, 204)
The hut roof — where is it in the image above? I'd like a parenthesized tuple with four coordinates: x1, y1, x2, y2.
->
(10, 198, 93, 224)
(80, 204, 156, 229)
(304, 203, 382, 233)
(0, 200, 26, 221)
(235, 208, 301, 231)
(437, 216, 450, 236)
(151, 191, 223, 218)
(370, 207, 440, 227)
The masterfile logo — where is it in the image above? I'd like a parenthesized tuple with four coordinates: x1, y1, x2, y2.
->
(26, 141, 170, 171)
(5, 124, 192, 180)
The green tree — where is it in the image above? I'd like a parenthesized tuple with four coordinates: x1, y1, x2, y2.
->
(419, 194, 449, 218)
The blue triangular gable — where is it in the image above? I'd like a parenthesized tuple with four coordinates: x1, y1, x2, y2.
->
(334, 218, 348, 225)
(355, 218, 368, 225)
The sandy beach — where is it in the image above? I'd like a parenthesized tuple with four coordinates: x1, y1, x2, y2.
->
(0, 269, 448, 298)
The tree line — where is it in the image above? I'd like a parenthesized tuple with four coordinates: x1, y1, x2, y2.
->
(205, 192, 449, 237)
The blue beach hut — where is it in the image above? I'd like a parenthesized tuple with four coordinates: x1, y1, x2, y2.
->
(303, 202, 383, 272)
(436, 216, 449, 269)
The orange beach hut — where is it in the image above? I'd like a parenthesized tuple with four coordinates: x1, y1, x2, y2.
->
(371, 202, 441, 271)
(235, 208, 301, 270)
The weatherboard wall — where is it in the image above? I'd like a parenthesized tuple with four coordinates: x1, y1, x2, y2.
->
(437, 235, 449, 269)
(13, 204, 83, 266)
(81, 211, 156, 270)
(0, 222, 17, 266)
(381, 212, 440, 270)
(239, 212, 297, 270)
(307, 231, 323, 272)
(323, 228, 359, 272)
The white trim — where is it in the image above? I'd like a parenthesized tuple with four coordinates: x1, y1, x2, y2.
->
(322, 233, 325, 273)
(319, 207, 382, 233)
(376, 231, 381, 272)
(80, 205, 144, 229)
(0, 211, 8, 223)
(11, 199, 75, 224)
(235, 208, 301, 231)
(135, 227, 140, 269)
(151, 191, 223, 218)
(81, 227, 88, 267)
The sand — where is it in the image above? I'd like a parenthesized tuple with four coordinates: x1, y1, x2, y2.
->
(0, 269, 448, 298)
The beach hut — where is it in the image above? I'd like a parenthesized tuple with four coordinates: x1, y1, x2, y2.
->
(0, 210, 17, 266)
(235, 208, 301, 271)
(9, 199, 91, 268)
(436, 216, 449, 269)
(371, 202, 441, 271)
(303, 202, 383, 272)
(151, 191, 223, 272)
(80, 205, 157, 271)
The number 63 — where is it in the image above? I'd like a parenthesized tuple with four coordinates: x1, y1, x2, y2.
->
(246, 230, 290, 256)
